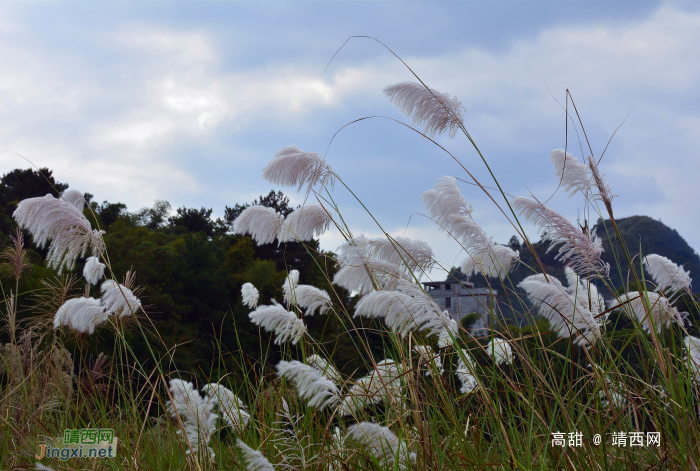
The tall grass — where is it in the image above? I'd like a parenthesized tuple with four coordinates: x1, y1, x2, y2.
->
(2, 42, 700, 471)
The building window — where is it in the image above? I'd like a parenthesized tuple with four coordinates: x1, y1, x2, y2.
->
(445, 283, 451, 290)
(445, 297, 452, 308)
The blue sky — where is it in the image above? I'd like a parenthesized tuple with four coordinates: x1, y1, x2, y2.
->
(1, 1, 699, 280)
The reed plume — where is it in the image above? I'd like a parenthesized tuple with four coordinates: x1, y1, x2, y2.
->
(643, 254, 692, 292)
(61, 189, 85, 211)
(618, 291, 683, 333)
(278, 204, 332, 242)
(306, 354, 342, 384)
(277, 360, 341, 410)
(344, 421, 415, 470)
(262, 145, 335, 194)
(334, 236, 409, 294)
(456, 349, 478, 394)
(53, 297, 108, 334)
(82, 256, 105, 285)
(550, 150, 593, 198)
(368, 236, 435, 275)
(487, 337, 513, 365)
(384, 81, 463, 138)
(233, 205, 284, 245)
(248, 304, 306, 345)
(413, 344, 443, 376)
(237, 439, 275, 471)
(241, 282, 260, 309)
(684, 336, 700, 382)
(339, 359, 404, 417)
(100, 279, 141, 317)
(166, 379, 217, 458)
(202, 383, 251, 431)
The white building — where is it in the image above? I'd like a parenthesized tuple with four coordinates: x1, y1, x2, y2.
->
(422, 280, 496, 328)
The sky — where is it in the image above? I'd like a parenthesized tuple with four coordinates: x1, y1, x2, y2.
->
(1, 0, 699, 281)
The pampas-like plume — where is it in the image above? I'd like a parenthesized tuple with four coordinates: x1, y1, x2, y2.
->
(344, 422, 416, 470)
(456, 349, 478, 394)
(368, 237, 435, 275)
(167, 379, 217, 458)
(83, 256, 105, 285)
(282, 269, 300, 303)
(13, 194, 105, 273)
(54, 297, 108, 334)
(413, 345, 443, 376)
(100, 279, 141, 317)
(277, 360, 341, 410)
(461, 243, 519, 279)
(520, 273, 603, 346)
(384, 81, 464, 138)
(241, 282, 259, 309)
(339, 359, 404, 416)
(233, 205, 284, 245)
(618, 291, 683, 333)
(644, 254, 692, 293)
(202, 383, 251, 431)
(564, 267, 605, 317)
(588, 157, 616, 216)
(278, 205, 332, 242)
(334, 236, 409, 295)
(550, 150, 593, 198)
(487, 337, 513, 365)
(307, 354, 342, 384)
(62, 189, 85, 211)
(421, 176, 473, 229)
(684, 336, 700, 382)
(282, 269, 332, 316)
(248, 304, 306, 345)
(354, 280, 452, 339)
(263, 145, 335, 194)
(237, 439, 275, 471)
(512, 196, 609, 278)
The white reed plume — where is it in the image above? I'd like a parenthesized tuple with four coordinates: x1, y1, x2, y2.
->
(203, 383, 251, 431)
(62, 189, 86, 211)
(277, 360, 341, 410)
(100, 279, 141, 317)
(35, 464, 55, 471)
(248, 304, 306, 345)
(644, 254, 692, 293)
(237, 439, 275, 471)
(339, 359, 404, 416)
(53, 297, 108, 334)
(282, 269, 300, 302)
(487, 337, 513, 365)
(368, 236, 435, 275)
(233, 205, 284, 245)
(421, 176, 473, 230)
(520, 273, 603, 346)
(166, 379, 217, 458)
(461, 243, 519, 279)
(564, 267, 605, 317)
(291, 285, 332, 316)
(83, 256, 105, 285)
(413, 345, 443, 377)
(307, 354, 343, 384)
(334, 236, 409, 294)
(435, 310, 460, 349)
(618, 291, 682, 333)
(13, 194, 105, 273)
(588, 157, 617, 216)
(263, 145, 335, 194)
(241, 282, 260, 309)
(384, 81, 463, 138)
(344, 422, 415, 470)
(684, 336, 700, 382)
(354, 280, 451, 339)
(550, 149, 593, 198)
(456, 349, 478, 394)
(278, 204, 332, 242)
(512, 196, 609, 278)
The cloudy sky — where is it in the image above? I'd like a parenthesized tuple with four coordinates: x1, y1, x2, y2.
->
(1, 1, 698, 280)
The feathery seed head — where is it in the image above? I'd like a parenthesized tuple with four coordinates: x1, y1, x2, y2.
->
(263, 145, 335, 194)
(644, 254, 692, 293)
(53, 297, 108, 334)
(684, 336, 700, 381)
(241, 282, 260, 309)
(278, 204, 332, 242)
(100, 279, 141, 317)
(550, 149, 593, 198)
(368, 236, 435, 275)
(277, 360, 341, 410)
(232, 205, 284, 245)
(421, 176, 472, 230)
(334, 236, 410, 294)
(456, 349, 478, 394)
(618, 291, 682, 333)
(344, 422, 415, 470)
(167, 379, 217, 458)
(202, 383, 251, 431)
(487, 337, 513, 365)
(306, 354, 343, 384)
(384, 81, 463, 138)
(62, 189, 86, 211)
(248, 304, 306, 344)
(237, 439, 275, 471)
(83, 256, 105, 285)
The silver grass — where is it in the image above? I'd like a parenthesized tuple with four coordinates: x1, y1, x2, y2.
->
(13, 194, 105, 273)
(248, 305, 306, 345)
(83, 256, 105, 285)
(278, 205, 332, 243)
(644, 254, 692, 292)
(384, 81, 463, 138)
(62, 189, 86, 211)
(53, 297, 108, 334)
(241, 282, 260, 309)
(281, 269, 300, 303)
(100, 279, 142, 317)
(487, 337, 513, 365)
(354, 280, 450, 339)
(237, 439, 275, 471)
(618, 291, 682, 333)
(334, 236, 410, 295)
(550, 149, 593, 198)
(588, 157, 617, 216)
(277, 360, 341, 410)
(564, 267, 605, 317)
(461, 244, 519, 279)
(684, 336, 700, 382)
(166, 379, 217, 458)
(339, 359, 404, 416)
(421, 176, 473, 231)
(306, 354, 343, 384)
(344, 422, 415, 470)
(456, 349, 478, 394)
(262, 145, 335, 194)
(233, 205, 284, 245)
(202, 383, 251, 431)
(368, 236, 435, 275)
(512, 196, 609, 278)
(520, 273, 603, 346)
(435, 310, 460, 349)
(290, 285, 332, 316)
(413, 345, 443, 377)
